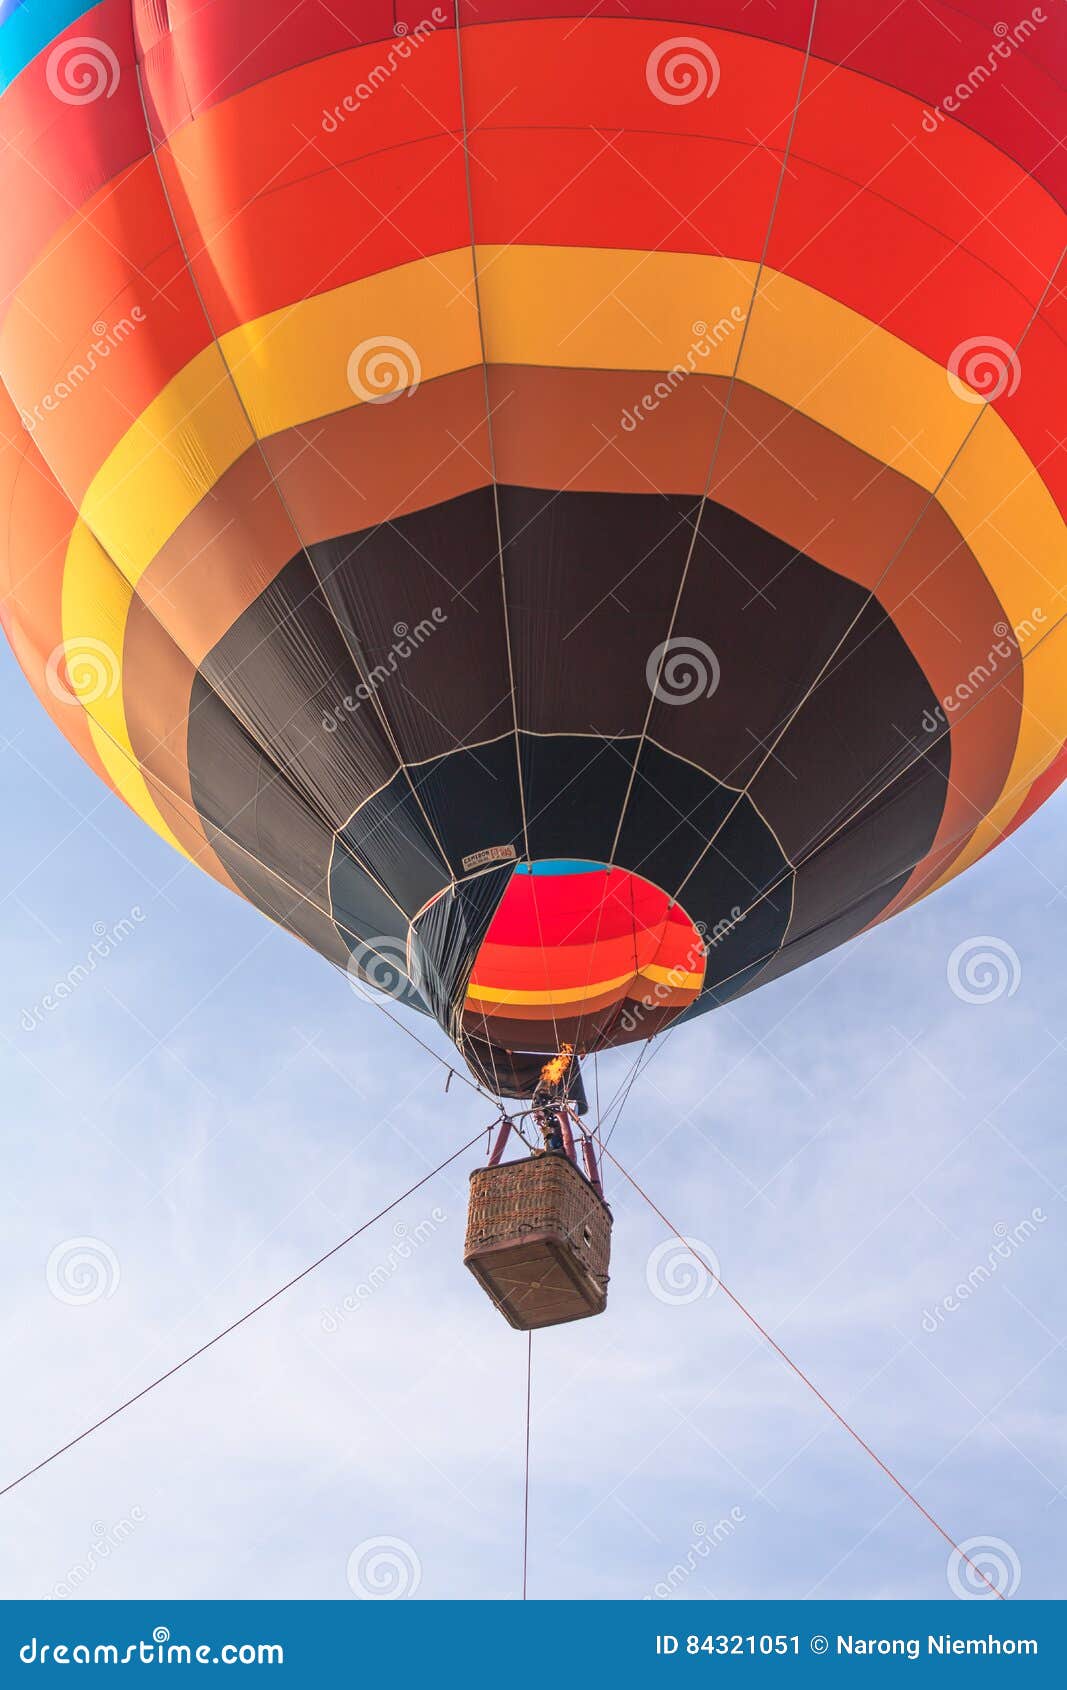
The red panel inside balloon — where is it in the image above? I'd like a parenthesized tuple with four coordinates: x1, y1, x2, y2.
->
(464, 861, 705, 1044)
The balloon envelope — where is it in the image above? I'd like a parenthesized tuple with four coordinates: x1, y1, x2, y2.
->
(2, 1, 1065, 1095)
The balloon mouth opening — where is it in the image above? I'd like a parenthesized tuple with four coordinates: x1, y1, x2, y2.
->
(462, 859, 706, 1054)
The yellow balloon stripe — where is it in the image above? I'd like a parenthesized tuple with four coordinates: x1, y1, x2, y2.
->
(464, 962, 702, 1008)
(60, 523, 187, 854)
(80, 348, 257, 587)
(61, 245, 1067, 874)
(227, 248, 482, 441)
(465, 970, 636, 1007)
(641, 963, 705, 991)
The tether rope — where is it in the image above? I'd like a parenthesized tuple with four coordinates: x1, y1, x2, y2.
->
(601, 1145, 1005, 1599)
(0, 1130, 487, 1502)
(523, 1331, 533, 1599)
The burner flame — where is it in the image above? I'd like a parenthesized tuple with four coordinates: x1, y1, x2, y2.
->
(539, 1042, 574, 1088)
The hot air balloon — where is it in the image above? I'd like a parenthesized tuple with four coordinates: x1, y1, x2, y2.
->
(2, 2, 1066, 1322)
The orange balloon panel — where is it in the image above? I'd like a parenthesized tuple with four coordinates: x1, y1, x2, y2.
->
(463, 863, 705, 1051)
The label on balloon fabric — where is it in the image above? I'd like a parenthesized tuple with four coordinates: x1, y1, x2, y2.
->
(461, 844, 518, 873)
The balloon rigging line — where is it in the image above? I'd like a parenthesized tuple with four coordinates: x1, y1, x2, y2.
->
(600, 1145, 1005, 1600)
(599, 1050, 651, 1155)
(666, 241, 1067, 919)
(593, 1035, 661, 1158)
(65, 422, 1067, 1134)
(384, 504, 1067, 1066)
(602, 511, 1067, 1041)
(34, 56, 1067, 1142)
(526, 869, 564, 1060)
(134, 39, 457, 890)
(76, 692, 497, 1111)
(452, 3, 531, 866)
(606, 0, 821, 870)
(51, 674, 489, 1105)
(0, 1129, 488, 1503)
(342, 970, 492, 1101)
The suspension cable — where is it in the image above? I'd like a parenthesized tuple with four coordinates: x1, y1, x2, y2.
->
(522, 1331, 532, 1599)
(0, 1129, 488, 1502)
(601, 1144, 1005, 1599)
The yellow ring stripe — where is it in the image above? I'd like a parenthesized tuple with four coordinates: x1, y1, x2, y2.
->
(466, 970, 638, 1007)
(465, 963, 704, 1007)
(61, 245, 1067, 866)
(641, 963, 705, 990)
(60, 524, 187, 854)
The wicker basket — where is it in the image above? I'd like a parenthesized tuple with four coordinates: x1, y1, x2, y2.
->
(464, 1152, 612, 1330)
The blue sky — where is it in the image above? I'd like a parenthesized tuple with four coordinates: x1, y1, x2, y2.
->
(0, 645, 1063, 1603)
